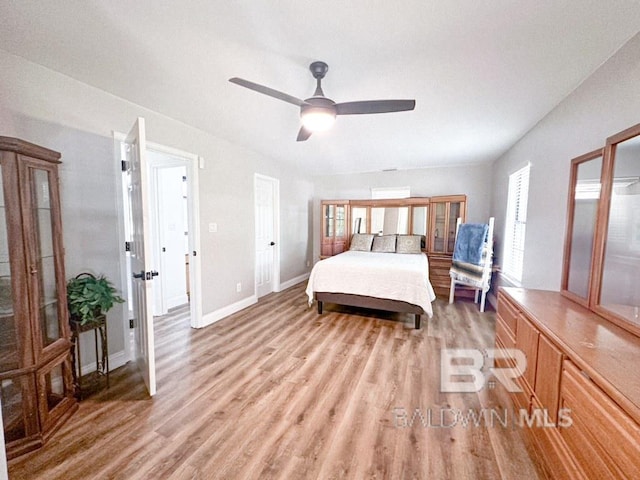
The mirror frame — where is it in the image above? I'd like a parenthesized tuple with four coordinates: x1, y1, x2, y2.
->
(591, 122, 640, 337)
(560, 148, 604, 307)
(561, 122, 640, 338)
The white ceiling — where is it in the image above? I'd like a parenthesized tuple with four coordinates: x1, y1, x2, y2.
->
(1, 1, 639, 175)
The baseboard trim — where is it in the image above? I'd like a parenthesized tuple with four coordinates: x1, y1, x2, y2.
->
(198, 295, 258, 328)
(80, 349, 128, 375)
(277, 272, 310, 292)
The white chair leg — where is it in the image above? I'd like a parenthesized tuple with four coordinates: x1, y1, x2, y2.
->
(480, 290, 487, 313)
(449, 279, 455, 304)
(474, 289, 479, 304)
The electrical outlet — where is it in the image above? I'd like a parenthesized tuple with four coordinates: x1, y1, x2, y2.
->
(236, 282, 241, 293)
(306, 260, 311, 267)
(209, 222, 217, 233)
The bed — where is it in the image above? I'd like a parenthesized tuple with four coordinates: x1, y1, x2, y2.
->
(305, 242, 436, 329)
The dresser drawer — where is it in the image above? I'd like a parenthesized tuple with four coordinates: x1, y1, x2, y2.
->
(497, 293, 518, 337)
(559, 360, 640, 479)
(495, 315, 516, 350)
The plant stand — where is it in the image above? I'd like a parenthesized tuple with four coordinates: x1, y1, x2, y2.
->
(69, 314, 109, 399)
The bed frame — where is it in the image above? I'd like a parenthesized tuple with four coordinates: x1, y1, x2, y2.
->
(315, 292, 424, 329)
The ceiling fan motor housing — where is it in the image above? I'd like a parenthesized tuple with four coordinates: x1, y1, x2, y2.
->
(309, 61, 329, 79)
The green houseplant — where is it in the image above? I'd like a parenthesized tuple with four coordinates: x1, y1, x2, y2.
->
(67, 273, 124, 324)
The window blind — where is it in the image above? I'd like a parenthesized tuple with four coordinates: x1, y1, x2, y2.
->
(503, 165, 530, 283)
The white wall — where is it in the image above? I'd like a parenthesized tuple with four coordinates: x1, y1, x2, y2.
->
(313, 164, 492, 261)
(0, 50, 313, 366)
(490, 32, 640, 290)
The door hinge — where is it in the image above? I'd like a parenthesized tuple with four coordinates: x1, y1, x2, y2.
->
(125, 241, 131, 252)
(129, 319, 134, 329)
(121, 160, 129, 172)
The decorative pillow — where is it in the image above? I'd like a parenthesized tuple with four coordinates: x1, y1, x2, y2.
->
(396, 235, 422, 254)
(371, 234, 397, 253)
(350, 233, 374, 251)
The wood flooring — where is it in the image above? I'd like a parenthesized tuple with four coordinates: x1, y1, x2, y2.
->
(8, 283, 545, 479)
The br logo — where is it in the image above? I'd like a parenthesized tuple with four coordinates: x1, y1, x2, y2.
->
(440, 348, 526, 393)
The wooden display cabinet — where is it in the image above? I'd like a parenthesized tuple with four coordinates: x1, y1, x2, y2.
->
(320, 200, 349, 259)
(428, 195, 467, 254)
(0, 137, 77, 459)
(428, 195, 467, 297)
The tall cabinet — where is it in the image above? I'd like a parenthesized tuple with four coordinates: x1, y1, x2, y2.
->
(320, 200, 349, 259)
(428, 195, 467, 297)
(0, 137, 77, 459)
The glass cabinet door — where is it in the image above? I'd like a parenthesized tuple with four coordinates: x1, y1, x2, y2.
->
(1, 374, 39, 444)
(0, 165, 20, 372)
(324, 204, 335, 239)
(432, 203, 446, 253)
(23, 164, 67, 351)
(37, 358, 74, 429)
(447, 202, 462, 253)
(335, 205, 346, 239)
(321, 202, 348, 257)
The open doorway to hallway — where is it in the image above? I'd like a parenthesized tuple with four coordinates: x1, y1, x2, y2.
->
(148, 156, 190, 318)
(117, 133, 203, 382)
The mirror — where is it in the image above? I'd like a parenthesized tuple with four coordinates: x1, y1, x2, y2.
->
(351, 207, 368, 234)
(598, 132, 640, 329)
(562, 151, 603, 304)
(371, 207, 409, 235)
(411, 205, 428, 236)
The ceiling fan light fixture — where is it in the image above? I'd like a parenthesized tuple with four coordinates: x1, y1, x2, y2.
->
(301, 107, 336, 132)
(230, 60, 416, 141)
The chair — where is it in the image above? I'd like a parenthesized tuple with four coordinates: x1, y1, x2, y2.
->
(448, 217, 494, 312)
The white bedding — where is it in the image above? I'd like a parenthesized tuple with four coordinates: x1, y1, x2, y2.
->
(305, 251, 436, 318)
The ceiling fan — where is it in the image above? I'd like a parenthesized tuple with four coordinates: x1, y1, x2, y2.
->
(229, 61, 416, 142)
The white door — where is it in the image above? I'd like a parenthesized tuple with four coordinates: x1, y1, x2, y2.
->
(125, 118, 157, 396)
(255, 174, 279, 298)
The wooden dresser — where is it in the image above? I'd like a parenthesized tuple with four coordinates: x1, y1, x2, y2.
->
(496, 288, 640, 479)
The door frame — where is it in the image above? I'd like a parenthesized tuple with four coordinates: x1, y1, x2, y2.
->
(254, 173, 280, 296)
(114, 132, 203, 364)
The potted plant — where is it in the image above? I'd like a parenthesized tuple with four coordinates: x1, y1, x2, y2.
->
(67, 273, 125, 325)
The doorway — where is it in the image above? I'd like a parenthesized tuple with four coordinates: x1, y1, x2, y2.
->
(148, 152, 189, 316)
(116, 132, 202, 373)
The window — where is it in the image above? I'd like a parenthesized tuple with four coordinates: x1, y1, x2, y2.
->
(503, 165, 530, 283)
(371, 186, 410, 199)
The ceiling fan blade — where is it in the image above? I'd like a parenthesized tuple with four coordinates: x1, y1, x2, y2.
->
(296, 126, 313, 142)
(335, 99, 416, 115)
(229, 77, 307, 107)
